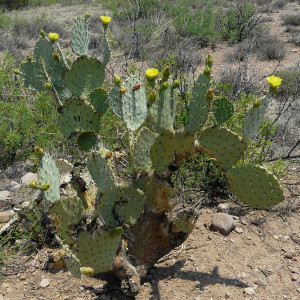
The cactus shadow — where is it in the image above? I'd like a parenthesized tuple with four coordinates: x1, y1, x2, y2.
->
(145, 260, 248, 300)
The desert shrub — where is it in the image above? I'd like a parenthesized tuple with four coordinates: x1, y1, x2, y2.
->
(256, 0, 272, 6)
(282, 13, 300, 26)
(275, 66, 300, 96)
(0, 52, 68, 166)
(0, 12, 12, 29)
(255, 35, 285, 60)
(273, 0, 288, 9)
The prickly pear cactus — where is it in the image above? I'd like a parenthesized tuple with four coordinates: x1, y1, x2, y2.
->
(21, 14, 285, 296)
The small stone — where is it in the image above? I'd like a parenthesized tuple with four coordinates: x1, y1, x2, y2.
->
(230, 239, 235, 243)
(296, 288, 300, 293)
(241, 220, 248, 225)
(6, 181, 22, 191)
(225, 292, 230, 298)
(19, 274, 27, 281)
(274, 235, 280, 240)
(291, 274, 298, 281)
(282, 235, 289, 242)
(0, 211, 14, 223)
(0, 191, 11, 201)
(211, 213, 236, 236)
(216, 203, 229, 214)
(267, 274, 276, 283)
(235, 227, 243, 234)
(1, 283, 10, 289)
(290, 267, 299, 274)
(21, 172, 38, 187)
(255, 278, 268, 286)
(40, 278, 50, 288)
(241, 272, 247, 279)
(244, 287, 255, 296)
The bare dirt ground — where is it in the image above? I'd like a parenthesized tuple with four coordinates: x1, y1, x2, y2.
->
(0, 1, 299, 300)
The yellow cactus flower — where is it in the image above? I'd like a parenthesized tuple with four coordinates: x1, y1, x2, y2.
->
(48, 32, 59, 42)
(80, 267, 94, 277)
(145, 68, 159, 81)
(267, 76, 282, 89)
(100, 16, 112, 25)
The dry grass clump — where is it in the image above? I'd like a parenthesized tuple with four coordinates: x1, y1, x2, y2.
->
(255, 35, 286, 60)
(282, 13, 300, 26)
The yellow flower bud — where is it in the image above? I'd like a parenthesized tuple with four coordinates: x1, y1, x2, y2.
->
(34, 146, 44, 156)
(162, 65, 171, 77)
(253, 100, 261, 108)
(29, 181, 38, 189)
(40, 29, 45, 37)
(114, 76, 121, 86)
(161, 81, 169, 90)
(172, 79, 180, 89)
(80, 267, 94, 277)
(41, 182, 51, 191)
(84, 12, 90, 19)
(45, 82, 52, 89)
(206, 89, 214, 100)
(148, 89, 157, 101)
(119, 86, 127, 95)
(48, 32, 59, 42)
(203, 66, 211, 78)
(205, 54, 213, 67)
(13, 69, 20, 75)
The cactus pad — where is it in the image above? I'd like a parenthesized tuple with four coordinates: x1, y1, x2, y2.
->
(21, 60, 47, 92)
(131, 127, 158, 172)
(108, 84, 122, 118)
(66, 57, 105, 99)
(75, 227, 123, 273)
(90, 88, 109, 116)
(150, 132, 195, 172)
(148, 86, 175, 134)
(77, 131, 97, 152)
(59, 99, 101, 138)
(243, 93, 271, 140)
(122, 76, 148, 131)
(226, 165, 284, 208)
(34, 37, 54, 74)
(212, 97, 234, 126)
(96, 187, 145, 227)
(38, 153, 60, 203)
(71, 16, 89, 57)
(187, 73, 211, 134)
(87, 151, 114, 194)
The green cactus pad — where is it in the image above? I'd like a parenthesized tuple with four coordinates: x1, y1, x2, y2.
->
(51, 58, 72, 100)
(96, 187, 145, 227)
(66, 57, 105, 99)
(198, 127, 246, 170)
(87, 151, 114, 194)
(226, 165, 284, 208)
(102, 30, 110, 66)
(212, 97, 234, 126)
(77, 131, 97, 152)
(122, 76, 148, 131)
(34, 37, 54, 74)
(38, 153, 60, 203)
(131, 127, 159, 172)
(90, 88, 109, 116)
(75, 227, 123, 274)
(59, 99, 101, 138)
(148, 86, 175, 134)
(115, 188, 145, 225)
(49, 196, 85, 244)
(71, 16, 89, 57)
(187, 73, 211, 134)
(243, 93, 271, 140)
(150, 132, 195, 172)
(108, 84, 122, 118)
(20, 60, 47, 92)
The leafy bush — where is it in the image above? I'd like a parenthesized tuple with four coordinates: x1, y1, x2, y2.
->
(276, 66, 300, 96)
(0, 53, 68, 166)
(255, 35, 285, 60)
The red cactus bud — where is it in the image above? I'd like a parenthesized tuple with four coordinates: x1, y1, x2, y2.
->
(132, 84, 141, 92)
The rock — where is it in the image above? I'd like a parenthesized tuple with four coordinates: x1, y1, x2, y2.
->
(0, 191, 11, 200)
(241, 272, 247, 279)
(7, 161, 33, 178)
(274, 235, 280, 240)
(235, 227, 243, 234)
(244, 287, 255, 296)
(291, 274, 298, 281)
(1, 283, 10, 289)
(21, 172, 38, 187)
(40, 279, 50, 288)
(19, 274, 26, 281)
(0, 211, 14, 223)
(225, 292, 230, 298)
(296, 288, 300, 293)
(6, 181, 21, 191)
(267, 274, 276, 283)
(282, 235, 289, 242)
(211, 213, 236, 236)
(290, 267, 299, 274)
(216, 203, 229, 214)
(241, 220, 248, 225)
(255, 278, 268, 286)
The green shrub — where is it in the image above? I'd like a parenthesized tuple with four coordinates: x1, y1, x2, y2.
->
(0, 52, 69, 166)
(0, 12, 12, 29)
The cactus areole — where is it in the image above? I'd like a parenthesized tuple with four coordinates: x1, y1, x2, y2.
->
(21, 15, 284, 296)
